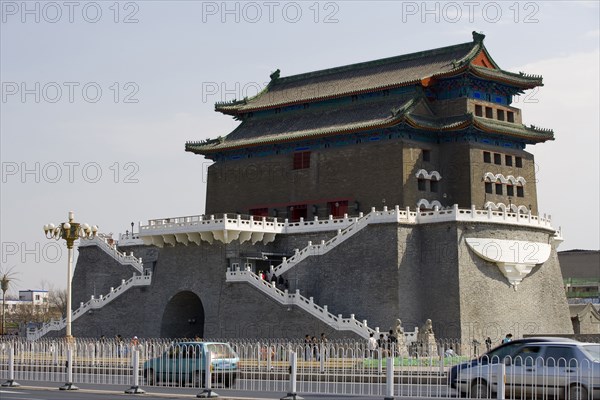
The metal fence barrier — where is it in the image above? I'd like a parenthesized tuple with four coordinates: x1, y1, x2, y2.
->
(0, 338, 598, 399)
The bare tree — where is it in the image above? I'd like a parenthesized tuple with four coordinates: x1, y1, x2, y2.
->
(48, 288, 68, 319)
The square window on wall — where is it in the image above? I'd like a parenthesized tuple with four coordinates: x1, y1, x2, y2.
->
(494, 153, 502, 165)
(507, 185, 514, 197)
(483, 151, 491, 163)
(497, 109, 505, 121)
(495, 183, 503, 195)
(293, 151, 311, 169)
(505, 155, 513, 166)
(485, 182, 493, 194)
(418, 179, 427, 191)
(515, 157, 523, 168)
(475, 105, 483, 117)
(422, 149, 431, 162)
(430, 180, 439, 192)
(485, 107, 493, 118)
(517, 186, 524, 197)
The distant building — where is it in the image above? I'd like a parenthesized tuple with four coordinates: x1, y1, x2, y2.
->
(569, 303, 600, 334)
(4, 290, 49, 314)
(559, 250, 600, 303)
(18, 290, 49, 307)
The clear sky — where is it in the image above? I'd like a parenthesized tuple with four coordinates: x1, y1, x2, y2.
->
(1, 1, 599, 294)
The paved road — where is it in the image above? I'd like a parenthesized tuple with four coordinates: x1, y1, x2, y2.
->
(1, 381, 456, 400)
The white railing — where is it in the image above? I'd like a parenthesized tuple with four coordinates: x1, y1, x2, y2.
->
(273, 207, 411, 276)
(79, 235, 144, 274)
(4, 339, 597, 399)
(137, 204, 558, 244)
(226, 269, 376, 339)
(27, 274, 152, 341)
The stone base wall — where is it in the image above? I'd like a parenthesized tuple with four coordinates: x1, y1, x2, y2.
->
(68, 221, 572, 341)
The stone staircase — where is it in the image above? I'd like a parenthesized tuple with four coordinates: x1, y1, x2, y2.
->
(272, 207, 408, 277)
(79, 234, 144, 274)
(27, 274, 152, 341)
(226, 268, 377, 339)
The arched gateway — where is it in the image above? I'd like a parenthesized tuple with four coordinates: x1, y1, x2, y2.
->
(160, 291, 205, 338)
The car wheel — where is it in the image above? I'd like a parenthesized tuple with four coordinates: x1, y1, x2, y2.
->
(470, 380, 490, 399)
(145, 369, 155, 386)
(567, 383, 588, 400)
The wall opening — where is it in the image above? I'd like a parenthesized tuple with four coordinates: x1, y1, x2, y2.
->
(160, 291, 205, 338)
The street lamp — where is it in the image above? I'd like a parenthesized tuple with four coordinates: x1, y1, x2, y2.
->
(43, 211, 97, 340)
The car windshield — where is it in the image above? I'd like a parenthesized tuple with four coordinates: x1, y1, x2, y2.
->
(581, 344, 600, 361)
(206, 344, 236, 359)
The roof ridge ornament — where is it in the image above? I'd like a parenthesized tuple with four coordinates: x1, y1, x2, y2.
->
(270, 69, 281, 81)
(472, 31, 485, 43)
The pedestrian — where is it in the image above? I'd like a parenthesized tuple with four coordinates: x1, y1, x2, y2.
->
(320, 333, 328, 361)
(368, 333, 377, 358)
(502, 333, 513, 344)
(304, 334, 312, 361)
(387, 329, 397, 356)
(312, 336, 319, 360)
(485, 337, 492, 352)
(377, 333, 387, 357)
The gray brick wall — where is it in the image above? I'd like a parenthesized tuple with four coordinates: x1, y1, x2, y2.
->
(69, 221, 572, 341)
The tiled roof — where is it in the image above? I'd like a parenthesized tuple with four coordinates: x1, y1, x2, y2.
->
(186, 95, 553, 155)
(187, 95, 418, 153)
(473, 117, 554, 141)
(215, 32, 542, 114)
(216, 40, 480, 114)
(469, 65, 543, 89)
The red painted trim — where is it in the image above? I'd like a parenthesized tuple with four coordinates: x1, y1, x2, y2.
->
(247, 197, 354, 210)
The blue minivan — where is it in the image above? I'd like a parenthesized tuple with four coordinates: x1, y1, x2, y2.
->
(143, 342, 239, 388)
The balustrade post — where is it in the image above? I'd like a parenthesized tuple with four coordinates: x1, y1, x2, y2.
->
(59, 346, 78, 390)
(384, 356, 395, 400)
(1, 345, 20, 387)
(497, 363, 506, 400)
(281, 351, 303, 400)
(197, 350, 218, 398)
